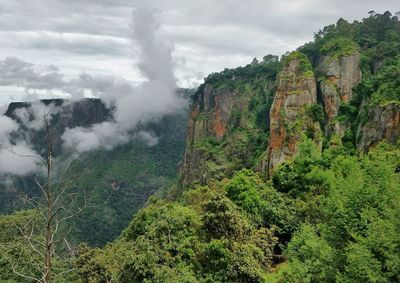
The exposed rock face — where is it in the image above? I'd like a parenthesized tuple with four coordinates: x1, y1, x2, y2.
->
(179, 85, 235, 185)
(267, 55, 320, 175)
(357, 103, 400, 151)
(179, 76, 274, 186)
(319, 54, 362, 127)
(196, 85, 235, 141)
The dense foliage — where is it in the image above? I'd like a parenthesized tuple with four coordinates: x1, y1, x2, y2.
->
(68, 140, 400, 283)
(75, 179, 281, 282)
(283, 143, 400, 282)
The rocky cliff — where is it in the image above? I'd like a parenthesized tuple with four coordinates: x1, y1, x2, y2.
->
(180, 64, 277, 186)
(267, 52, 322, 174)
(357, 103, 400, 151)
(179, 17, 400, 186)
(180, 48, 397, 185)
(319, 53, 362, 134)
(5, 98, 111, 125)
(179, 85, 225, 185)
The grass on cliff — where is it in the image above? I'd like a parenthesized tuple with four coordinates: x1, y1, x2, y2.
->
(282, 51, 314, 77)
(320, 36, 359, 58)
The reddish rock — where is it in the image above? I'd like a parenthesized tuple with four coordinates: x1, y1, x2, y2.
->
(179, 84, 235, 186)
(267, 55, 320, 175)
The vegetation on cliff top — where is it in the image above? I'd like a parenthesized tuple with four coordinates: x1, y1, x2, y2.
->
(320, 36, 359, 58)
(282, 51, 314, 77)
(297, 11, 400, 149)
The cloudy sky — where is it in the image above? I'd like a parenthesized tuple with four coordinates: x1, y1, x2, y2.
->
(0, 0, 398, 107)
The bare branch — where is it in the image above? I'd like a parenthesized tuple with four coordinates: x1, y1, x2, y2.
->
(7, 112, 93, 283)
(2, 253, 42, 283)
(54, 268, 77, 278)
(12, 266, 42, 283)
(9, 148, 46, 167)
(17, 224, 45, 259)
(33, 176, 48, 203)
(63, 237, 73, 253)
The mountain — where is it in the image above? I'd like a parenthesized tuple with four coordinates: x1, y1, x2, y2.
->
(179, 58, 278, 185)
(1, 11, 400, 283)
(0, 96, 190, 246)
(80, 12, 398, 282)
(180, 13, 400, 185)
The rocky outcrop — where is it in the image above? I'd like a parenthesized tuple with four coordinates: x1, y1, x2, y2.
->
(267, 53, 321, 175)
(179, 75, 275, 186)
(357, 103, 400, 151)
(194, 85, 235, 141)
(319, 54, 362, 130)
(179, 85, 236, 186)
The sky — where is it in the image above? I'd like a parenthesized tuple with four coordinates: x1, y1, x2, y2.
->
(0, 0, 398, 106)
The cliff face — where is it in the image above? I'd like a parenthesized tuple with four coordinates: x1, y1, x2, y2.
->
(319, 53, 362, 133)
(267, 53, 321, 175)
(180, 71, 275, 186)
(357, 103, 400, 151)
(180, 85, 234, 185)
(191, 85, 235, 142)
(179, 49, 398, 185)
(180, 85, 248, 185)
(179, 22, 400, 186)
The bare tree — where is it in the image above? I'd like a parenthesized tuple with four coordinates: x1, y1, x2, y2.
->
(6, 113, 89, 283)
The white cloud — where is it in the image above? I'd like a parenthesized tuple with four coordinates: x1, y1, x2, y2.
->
(0, 104, 7, 115)
(136, 131, 159, 147)
(0, 116, 40, 175)
(62, 122, 129, 154)
(13, 101, 62, 130)
(61, 7, 187, 154)
(0, 115, 19, 142)
(0, 142, 40, 175)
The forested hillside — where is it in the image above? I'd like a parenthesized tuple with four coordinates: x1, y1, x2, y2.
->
(1, 11, 399, 283)
(0, 97, 189, 247)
